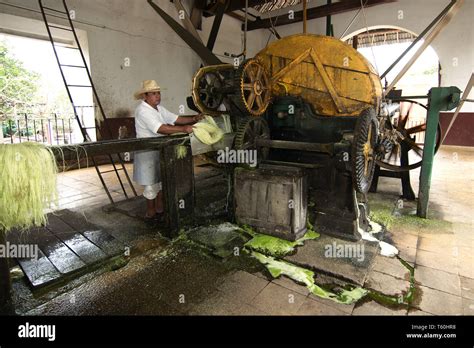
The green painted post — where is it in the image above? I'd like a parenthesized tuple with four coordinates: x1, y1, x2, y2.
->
(417, 87, 461, 218)
(326, 0, 332, 36)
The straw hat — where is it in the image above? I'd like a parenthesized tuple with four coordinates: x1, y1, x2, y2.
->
(134, 80, 161, 100)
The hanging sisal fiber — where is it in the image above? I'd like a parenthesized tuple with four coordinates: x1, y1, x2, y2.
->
(175, 145, 188, 159)
(0, 142, 58, 232)
(193, 115, 224, 145)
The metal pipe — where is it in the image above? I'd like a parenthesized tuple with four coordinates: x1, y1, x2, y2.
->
(380, 0, 457, 79)
(384, 0, 464, 96)
(390, 95, 428, 100)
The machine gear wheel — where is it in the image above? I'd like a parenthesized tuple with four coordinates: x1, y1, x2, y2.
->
(234, 118, 270, 164)
(375, 99, 441, 172)
(352, 107, 379, 194)
(191, 64, 234, 116)
(234, 59, 272, 117)
(196, 71, 224, 111)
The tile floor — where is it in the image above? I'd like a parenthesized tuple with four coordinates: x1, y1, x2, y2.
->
(46, 146, 473, 315)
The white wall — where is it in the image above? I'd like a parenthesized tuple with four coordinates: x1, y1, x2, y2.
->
(0, 0, 264, 119)
(263, 0, 473, 111)
(1, 0, 472, 116)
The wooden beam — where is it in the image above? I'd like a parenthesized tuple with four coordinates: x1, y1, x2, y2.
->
(160, 143, 195, 238)
(190, 5, 203, 30)
(148, 0, 222, 65)
(207, 0, 227, 50)
(174, 0, 203, 44)
(197, 0, 267, 15)
(226, 11, 246, 22)
(246, 0, 397, 31)
(226, 0, 268, 12)
(49, 136, 189, 162)
(352, 34, 358, 49)
(257, 138, 335, 154)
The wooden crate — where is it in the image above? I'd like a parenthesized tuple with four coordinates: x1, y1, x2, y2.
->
(234, 164, 307, 241)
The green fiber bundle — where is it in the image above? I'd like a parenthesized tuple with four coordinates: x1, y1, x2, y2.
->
(193, 115, 224, 145)
(251, 251, 367, 304)
(0, 142, 58, 232)
(176, 145, 188, 159)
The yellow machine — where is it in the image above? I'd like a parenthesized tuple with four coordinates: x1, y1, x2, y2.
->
(254, 34, 383, 117)
(191, 33, 387, 240)
(193, 34, 382, 118)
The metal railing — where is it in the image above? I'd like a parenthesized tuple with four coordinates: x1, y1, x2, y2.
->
(1, 113, 80, 145)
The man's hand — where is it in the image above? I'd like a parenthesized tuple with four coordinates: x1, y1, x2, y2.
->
(193, 114, 204, 123)
(183, 125, 194, 134)
(175, 114, 203, 126)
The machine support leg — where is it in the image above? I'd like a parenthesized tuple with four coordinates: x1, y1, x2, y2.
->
(369, 165, 380, 193)
(160, 144, 195, 238)
(400, 141, 416, 200)
(417, 87, 461, 217)
(369, 144, 415, 200)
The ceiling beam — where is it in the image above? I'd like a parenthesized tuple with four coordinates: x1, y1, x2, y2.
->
(190, 1, 203, 30)
(226, 11, 246, 22)
(207, 0, 227, 50)
(246, 0, 397, 31)
(223, 0, 268, 13)
(148, 0, 221, 65)
(196, 0, 267, 16)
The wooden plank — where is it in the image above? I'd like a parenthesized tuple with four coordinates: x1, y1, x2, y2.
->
(81, 230, 124, 257)
(234, 166, 307, 241)
(6, 229, 61, 287)
(46, 214, 107, 265)
(16, 251, 61, 288)
(54, 210, 124, 257)
(27, 226, 86, 274)
(50, 136, 189, 162)
(309, 49, 346, 113)
(195, 167, 225, 181)
(268, 183, 291, 226)
(195, 173, 226, 190)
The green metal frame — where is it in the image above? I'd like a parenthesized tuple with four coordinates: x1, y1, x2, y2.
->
(417, 86, 461, 218)
(326, 0, 332, 36)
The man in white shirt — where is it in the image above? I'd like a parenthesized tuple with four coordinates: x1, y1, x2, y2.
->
(133, 80, 202, 223)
